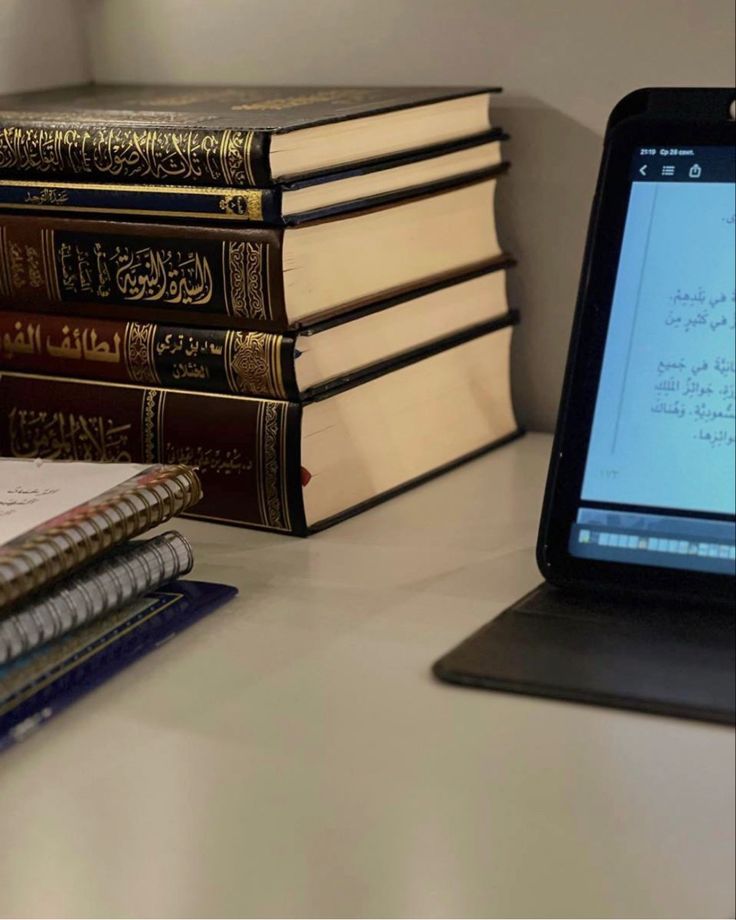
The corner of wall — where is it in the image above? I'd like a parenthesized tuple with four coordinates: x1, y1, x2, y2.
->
(0, 0, 92, 95)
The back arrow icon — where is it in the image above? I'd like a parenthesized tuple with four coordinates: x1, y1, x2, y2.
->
(639, 164, 647, 176)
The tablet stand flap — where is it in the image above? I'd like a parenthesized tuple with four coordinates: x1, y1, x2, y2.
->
(433, 584, 735, 725)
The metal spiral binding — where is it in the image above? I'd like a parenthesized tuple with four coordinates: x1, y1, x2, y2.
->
(0, 466, 202, 612)
(0, 531, 195, 664)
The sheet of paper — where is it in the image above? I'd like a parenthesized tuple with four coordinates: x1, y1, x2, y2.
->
(0, 460, 149, 546)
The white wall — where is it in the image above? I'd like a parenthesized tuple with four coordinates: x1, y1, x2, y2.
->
(84, 0, 736, 430)
(3, 0, 735, 429)
(0, 0, 90, 94)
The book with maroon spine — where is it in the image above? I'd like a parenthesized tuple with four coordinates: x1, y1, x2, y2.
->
(0, 308, 296, 398)
(0, 174, 505, 331)
(0, 318, 521, 536)
(0, 262, 515, 399)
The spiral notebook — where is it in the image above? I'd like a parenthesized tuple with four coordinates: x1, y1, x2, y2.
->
(0, 579, 237, 750)
(0, 459, 202, 611)
(0, 531, 194, 664)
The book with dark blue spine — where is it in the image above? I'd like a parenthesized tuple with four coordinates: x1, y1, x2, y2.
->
(0, 133, 508, 224)
(0, 579, 237, 750)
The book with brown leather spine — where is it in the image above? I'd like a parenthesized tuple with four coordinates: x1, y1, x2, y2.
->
(0, 263, 514, 399)
(0, 174, 504, 331)
(0, 319, 520, 536)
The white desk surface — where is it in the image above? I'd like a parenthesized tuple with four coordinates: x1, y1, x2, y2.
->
(0, 433, 733, 919)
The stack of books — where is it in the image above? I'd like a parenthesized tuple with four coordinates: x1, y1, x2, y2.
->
(0, 84, 520, 534)
(0, 458, 234, 748)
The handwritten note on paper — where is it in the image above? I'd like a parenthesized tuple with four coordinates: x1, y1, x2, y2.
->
(583, 181, 735, 515)
(0, 460, 147, 546)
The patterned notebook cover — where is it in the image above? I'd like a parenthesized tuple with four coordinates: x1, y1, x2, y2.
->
(0, 579, 237, 750)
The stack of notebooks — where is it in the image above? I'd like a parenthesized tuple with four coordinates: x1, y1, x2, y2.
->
(0, 458, 234, 748)
(0, 84, 520, 534)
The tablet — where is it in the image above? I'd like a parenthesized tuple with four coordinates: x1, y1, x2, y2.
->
(537, 88, 735, 604)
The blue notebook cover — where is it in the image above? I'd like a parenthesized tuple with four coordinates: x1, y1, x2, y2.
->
(0, 579, 237, 750)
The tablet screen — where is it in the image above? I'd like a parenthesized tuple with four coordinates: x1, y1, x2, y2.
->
(570, 145, 736, 574)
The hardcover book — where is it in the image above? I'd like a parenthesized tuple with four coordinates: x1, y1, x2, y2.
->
(0, 175, 504, 330)
(0, 133, 506, 224)
(0, 263, 514, 399)
(0, 84, 499, 187)
(0, 320, 520, 535)
(0, 460, 201, 610)
(0, 579, 237, 751)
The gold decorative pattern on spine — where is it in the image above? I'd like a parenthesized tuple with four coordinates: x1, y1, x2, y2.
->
(223, 241, 243, 316)
(224, 330, 284, 397)
(124, 322, 160, 385)
(219, 129, 256, 186)
(245, 242, 267, 319)
(158, 395, 167, 464)
(279, 400, 291, 532)
(218, 189, 263, 220)
(0, 226, 11, 297)
(40, 229, 61, 300)
(219, 130, 234, 185)
(255, 403, 267, 526)
(223, 240, 270, 320)
(255, 401, 289, 531)
(0, 126, 258, 188)
(141, 389, 165, 463)
(243, 130, 256, 185)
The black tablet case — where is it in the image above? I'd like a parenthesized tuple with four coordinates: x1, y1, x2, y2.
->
(434, 89, 736, 725)
(433, 584, 735, 724)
